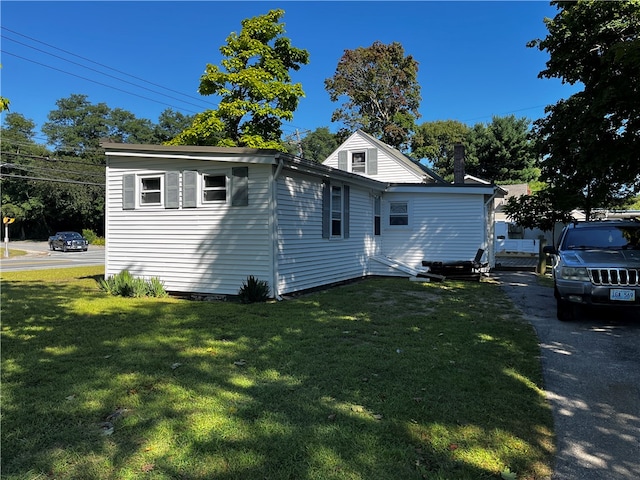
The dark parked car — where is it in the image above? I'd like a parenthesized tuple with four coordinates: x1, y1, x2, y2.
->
(544, 220, 640, 320)
(48, 231, 89, 252)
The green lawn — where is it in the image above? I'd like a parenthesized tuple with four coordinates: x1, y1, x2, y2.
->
(1, 267, 554, 480)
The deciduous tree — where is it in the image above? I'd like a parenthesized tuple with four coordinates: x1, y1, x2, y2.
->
(411, 120, 470, 181)
(169, 9, 309, 150)
(299, 127, 340, 163)
(324, 41, 421, 151)
(530, 0, 640, 218)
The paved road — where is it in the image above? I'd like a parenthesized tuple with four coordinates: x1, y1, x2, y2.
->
(0, 240, 105, 272)
(496, 271, 640, 480)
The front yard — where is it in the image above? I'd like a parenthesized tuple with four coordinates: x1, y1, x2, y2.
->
(1, 267, 554, 479)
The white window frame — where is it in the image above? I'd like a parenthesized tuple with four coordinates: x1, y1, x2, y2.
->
(351, 151, 367, 174)
(374, 196, 381, 236)
(331, 185, 343, 238)
(202, 172, 229, 204)
(139, 174, 163, 207)
(389, 201, 409, 227)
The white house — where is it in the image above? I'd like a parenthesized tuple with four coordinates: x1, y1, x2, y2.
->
(322, 130, 501, 274)
(102, 132, 501, 298)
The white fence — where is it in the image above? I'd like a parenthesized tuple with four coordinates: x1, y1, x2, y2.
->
(495, 238, 539, 254)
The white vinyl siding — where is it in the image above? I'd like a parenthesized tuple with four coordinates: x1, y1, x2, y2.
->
(275, 172, 378, 295)
(324, 133, 422, 183)
(380, 192, 486, 271)
(105, 156, 272, 296)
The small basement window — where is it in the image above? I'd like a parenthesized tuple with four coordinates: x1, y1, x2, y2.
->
(140, 176, 162, 205)
(203, 174, 227, 203)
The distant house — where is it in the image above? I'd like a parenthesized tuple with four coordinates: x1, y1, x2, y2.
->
(102, 132, 501, 298)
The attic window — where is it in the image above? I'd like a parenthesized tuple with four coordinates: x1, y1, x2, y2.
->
(351, 152, 366, 173)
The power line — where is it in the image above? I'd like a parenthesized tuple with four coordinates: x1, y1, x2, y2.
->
(1, 27, 318, 135)
(1, 150, 104, 166)
(1, 26, 209, 107)
(0, 172, 104, 187)
(2, 162, 104, 178)
(2, 34, 212, 111)
(2, 51, 202, 115)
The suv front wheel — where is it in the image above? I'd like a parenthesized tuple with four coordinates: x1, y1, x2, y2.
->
(556, 298, 575, 321)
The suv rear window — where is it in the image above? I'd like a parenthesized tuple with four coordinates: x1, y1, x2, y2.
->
(562, 225, 640, 250)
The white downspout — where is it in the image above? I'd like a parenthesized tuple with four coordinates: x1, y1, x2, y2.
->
(271, 155, 285, 300)
(484, 190, 499, 268)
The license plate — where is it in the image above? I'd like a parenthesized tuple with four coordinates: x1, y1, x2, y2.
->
(610, 289, 635, 302)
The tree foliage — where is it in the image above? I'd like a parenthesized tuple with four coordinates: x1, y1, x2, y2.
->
(169, 9, 309, 150)
(530, 0, 640, 218)
(503, 188, 574, 236)
(2, 96, 184, 237)
(466, 115, 539, 184)
(411, 120, 470, 181)
(324, 41, 421, 151)
(298, 127, 340, 163)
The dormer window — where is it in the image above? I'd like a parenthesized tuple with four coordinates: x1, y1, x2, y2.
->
(337, 148, 377, 175)
(351, 152, 366, 173)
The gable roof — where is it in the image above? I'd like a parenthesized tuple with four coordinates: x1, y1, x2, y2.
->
(353, 130, 448, 184)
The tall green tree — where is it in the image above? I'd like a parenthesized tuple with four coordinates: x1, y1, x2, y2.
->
(1, 113, 51, 237)
(298, 127, 339, 163)
(411, 120, 470, 181)
(530, 0, 640, 219)
(169, 9, 309, 150)
(324, 41, 421, 151)
(42, 94, 111, 158)
(466, 115, 539, 184)
(154, 108, 194, 143)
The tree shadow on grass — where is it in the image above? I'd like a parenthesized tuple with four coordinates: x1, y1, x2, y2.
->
(1, 277, 554, 479)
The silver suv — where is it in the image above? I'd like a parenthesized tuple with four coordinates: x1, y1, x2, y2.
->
(544, 220, 640, 320)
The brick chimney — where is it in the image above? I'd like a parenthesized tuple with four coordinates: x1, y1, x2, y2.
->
(453, 143, 465, 184)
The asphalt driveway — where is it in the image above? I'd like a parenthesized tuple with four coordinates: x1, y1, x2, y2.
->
(496, 271, 640, 480)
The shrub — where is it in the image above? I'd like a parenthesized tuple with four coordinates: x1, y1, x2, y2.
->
(82, 229, 105, 246)
(238, 275, 271, 303)
(147, 276, 169, 298)
(99, 270, 168, 298)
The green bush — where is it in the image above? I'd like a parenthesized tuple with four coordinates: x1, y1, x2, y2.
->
(99, 270, 168, 298)
(238, 275, 271, 303)
(82, 229, 105, 246)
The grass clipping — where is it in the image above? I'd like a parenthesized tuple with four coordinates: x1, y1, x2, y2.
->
(1, 267, 554, 480)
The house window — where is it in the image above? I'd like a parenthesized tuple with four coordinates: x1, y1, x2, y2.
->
(351, 152, 366, 173)
(374, 196, 381, 235)
(203, 174, 227, 203)
(140, 176, 162, 205)
(331, 185, 343, 237)
(389, 201, 409, 226)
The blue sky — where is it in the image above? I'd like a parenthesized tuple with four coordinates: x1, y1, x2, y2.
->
(1, 1, 582, 143)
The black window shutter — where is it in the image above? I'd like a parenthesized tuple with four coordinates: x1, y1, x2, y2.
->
(123, 174, 135, 210)
(231, 167, 249, 206)
(322, 180, 330, 239)
(343, 185, 350, 239)
(338, 151, 347, 170)
(165, 172, 180, 209)
(367, 148, 378, 175)
(183, 170, 198, 208)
